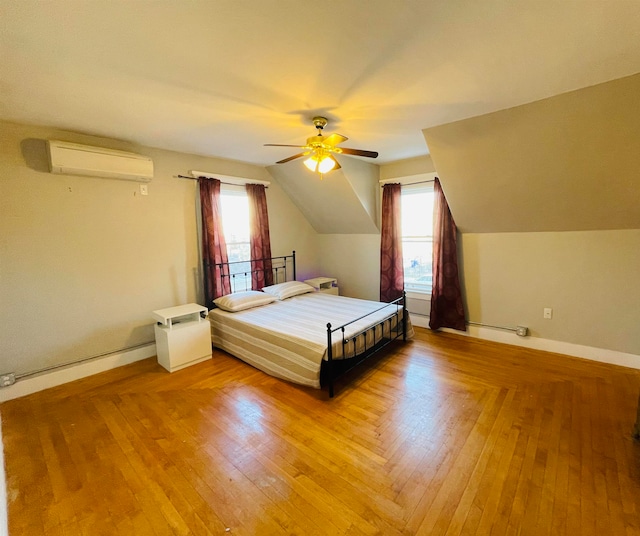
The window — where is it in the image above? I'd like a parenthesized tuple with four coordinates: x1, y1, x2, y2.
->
(219, 186, 251, 292)
(401, 183, 434, 294)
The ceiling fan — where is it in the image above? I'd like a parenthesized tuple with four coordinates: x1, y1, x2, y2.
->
(265, 116, 378, 175)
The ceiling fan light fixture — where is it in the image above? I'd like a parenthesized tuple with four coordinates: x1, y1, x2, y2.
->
(303, 155, 319, 173)
(318, 154, 337, 174)
(266, 116, 378, 173)
(304, 153, 336, 174)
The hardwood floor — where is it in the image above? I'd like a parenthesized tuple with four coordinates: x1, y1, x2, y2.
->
(2, 328, 640, 535)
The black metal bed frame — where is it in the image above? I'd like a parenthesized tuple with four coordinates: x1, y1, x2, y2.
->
(214, 251, 409, 398)
(215, 251, 296, 293)
(324, 294, 407, 397)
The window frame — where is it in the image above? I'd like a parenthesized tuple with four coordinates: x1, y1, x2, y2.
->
(219, 184, 252, 292)
(380, 172, 437, 298)
(401, 182, 434, 296)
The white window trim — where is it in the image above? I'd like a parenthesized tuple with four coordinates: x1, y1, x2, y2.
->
(406, 290, 431, 301)
(220, 183, 247, 195)
(405, 287, 433, 298)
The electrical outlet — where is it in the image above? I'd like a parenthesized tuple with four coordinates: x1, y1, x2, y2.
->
(0, 373, 15, 387)
(516, 326, 528, 337)
(543, 308, 553, 319)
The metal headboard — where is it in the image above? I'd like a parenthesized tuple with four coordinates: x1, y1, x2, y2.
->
(215, 251, 296, 293)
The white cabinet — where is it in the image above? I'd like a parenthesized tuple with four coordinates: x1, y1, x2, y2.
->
(152, 304, 212, 372)
(304, 277, 339, 296)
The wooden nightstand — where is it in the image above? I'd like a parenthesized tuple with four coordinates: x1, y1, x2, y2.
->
(304, 277, 339, 296)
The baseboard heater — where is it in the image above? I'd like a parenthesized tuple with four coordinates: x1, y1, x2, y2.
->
(12, 340, 155, 382)
(467, 321, 528, 337)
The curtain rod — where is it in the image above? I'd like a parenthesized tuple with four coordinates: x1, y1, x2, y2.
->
(380, 178, 437, 187)
(177, 175, 269, 188)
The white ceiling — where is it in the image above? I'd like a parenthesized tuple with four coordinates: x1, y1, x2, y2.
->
(2, 1, 640, 166)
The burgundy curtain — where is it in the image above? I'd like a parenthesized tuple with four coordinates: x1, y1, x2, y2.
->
(199, 178, 231, 307)
(380, 183, 404, 302)
(246, 184, 273, 289)
(429, 177, 466, 331)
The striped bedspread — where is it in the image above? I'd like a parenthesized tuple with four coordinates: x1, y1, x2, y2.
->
(208, 292, 414, 389)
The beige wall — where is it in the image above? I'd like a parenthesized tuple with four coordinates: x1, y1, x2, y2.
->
(379, 155, 436, 180)
(262, 176, 320, 281)
(424, 73, 640, 234)
(422, 74, 640, 356)
(314, 156, 438, 305)
(314, 231, 431, 318)
(267, 158, 380, 235)
(316, 234, 381, 301)
(460, 230, 640, 355)
(2, 118, 637, 381)
(0, 121, 319, 376)
(357, 154, 640, 358)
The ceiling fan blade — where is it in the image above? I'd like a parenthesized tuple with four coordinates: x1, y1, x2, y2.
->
(264, 144, 307, 148)
(276, 153, 306, 164)
(323, 133, 348, 146)
(339, 147, 379, 158)
(332, 156, 341, 170)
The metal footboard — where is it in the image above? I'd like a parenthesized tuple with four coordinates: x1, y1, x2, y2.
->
(325, 291, 408, 398)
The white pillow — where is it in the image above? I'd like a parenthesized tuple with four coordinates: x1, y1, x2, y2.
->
(213, 291, 276, 312)
(262, 281, 315, 300)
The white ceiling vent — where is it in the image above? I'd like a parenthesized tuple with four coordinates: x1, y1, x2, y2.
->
(47, 140, 154, 182)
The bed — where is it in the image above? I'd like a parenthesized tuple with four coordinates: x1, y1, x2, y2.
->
(207, 252, 414, 397)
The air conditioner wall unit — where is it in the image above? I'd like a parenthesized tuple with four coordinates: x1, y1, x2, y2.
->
(47, 140, 154, 182)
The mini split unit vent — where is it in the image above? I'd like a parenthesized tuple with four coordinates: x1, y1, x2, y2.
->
(47, 140, 154, 182)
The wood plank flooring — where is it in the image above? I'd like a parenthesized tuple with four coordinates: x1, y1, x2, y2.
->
(2, 328, 640, 535)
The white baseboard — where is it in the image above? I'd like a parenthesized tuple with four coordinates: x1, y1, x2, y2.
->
(410, 314, 430, 329)
(0, 344, 157, 403)
(409, 313, 640, 370)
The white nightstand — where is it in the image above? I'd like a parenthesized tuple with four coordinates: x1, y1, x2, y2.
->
(152, 303, 212, 372)
(304, 277, 339, 296)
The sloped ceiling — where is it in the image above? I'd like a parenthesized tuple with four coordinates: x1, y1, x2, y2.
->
(2, 2, 640, 237)
(2, 2, 640, 165)
(423, 73, 640, 233)
(267, 157, 380, 234)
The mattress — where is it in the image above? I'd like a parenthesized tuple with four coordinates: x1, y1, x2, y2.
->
(208, 292, 413, 389)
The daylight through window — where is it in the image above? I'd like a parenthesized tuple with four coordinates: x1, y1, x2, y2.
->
(219, 186, 251, 292)
(401, 183, 434, 293)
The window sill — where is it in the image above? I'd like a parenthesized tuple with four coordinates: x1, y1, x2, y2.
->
(405, 290, 431, 301)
